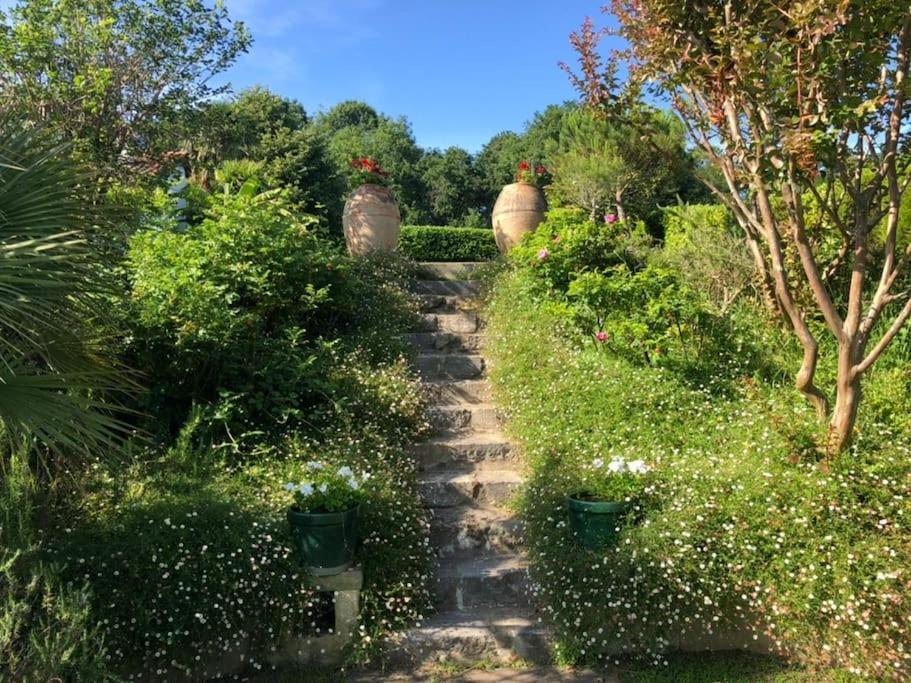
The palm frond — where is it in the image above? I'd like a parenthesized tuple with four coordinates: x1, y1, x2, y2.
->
(0, 119, 137, 454)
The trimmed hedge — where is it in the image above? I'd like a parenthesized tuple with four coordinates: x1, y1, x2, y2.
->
(398, 226, 498, 262)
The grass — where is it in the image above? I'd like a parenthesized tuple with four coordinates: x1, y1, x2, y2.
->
(619, 652, 867, 683)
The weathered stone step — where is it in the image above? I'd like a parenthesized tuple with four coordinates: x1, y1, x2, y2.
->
(416, 353, 485, 380)
(412, 279, 481, 297)
(417, 294, 476, 313)
(419, 469, 523, 508)
(418, 312, 481, 334)
(416, 261, 485, 281)
(428, 403, 499, 435)
(429, 507, 524, 556)
(405, 331, 485, 353)
(412, 435, 515, 472)
(424, 379, 492, 405)
(433, 554, 530, 610)
(387, 608, 550, 667)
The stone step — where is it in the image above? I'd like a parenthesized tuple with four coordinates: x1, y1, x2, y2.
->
(433, 553, 530, 610)
(416, 353, 485, 380)
(419, 469, 523, 508)
(417, 312, 481, 334)
(387, 608, 551, 667)
(428, 403, 500, 435)
(405, 331, 485, 353)
(417, 294, 476, 314)
(412, 279, 481, 297)
(412, 435, 515, 472)
(429, 507, 524, 557)
(424, 379, 492, 405)
(416, 261, 485, 281)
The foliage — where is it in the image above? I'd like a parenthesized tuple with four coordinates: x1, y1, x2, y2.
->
(486, 265, 911, 679)
(547, 108, 694, 228)
(321, 103, 428, 224)
(515, 160, 550, 188)
(659, 204, 757, 312)
(185, 88, 344, 227)
(284, 461, 370, 513)
(0, 453, 111, 682)
(0, 122, 132, 454)
(0, 0, 250, 179)
(124, 182, 420, 452)
(573, 455, 652, 502)
(398, 226, 498, 262)
(349, 157, 390, 188)
(475, 131, 527, 213)
(418, 147, 482, 225)
(568, 2, 911, 451)
(509, 207, 650, 292)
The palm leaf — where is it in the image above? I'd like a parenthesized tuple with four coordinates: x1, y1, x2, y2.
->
(0, 120, 137, 454)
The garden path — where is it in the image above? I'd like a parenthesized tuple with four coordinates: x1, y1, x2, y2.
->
(392, 262, 549, 666)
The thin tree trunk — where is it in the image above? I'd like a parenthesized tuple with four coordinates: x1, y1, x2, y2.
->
(615, 190, 627, 223)
(829, 341, 862, 453)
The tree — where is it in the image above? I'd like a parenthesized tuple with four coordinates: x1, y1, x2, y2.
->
(0, 0, 250, 179)
(567, 4, 911, 452)
(185, 88, 343, 226)
(321, 104, 429, 223)
(315, 100, 380, 136)
(0, 123, 132, 453)
(475, 132, 526, 216)
(418, 147, 482, 225)
(549, 109, 643, 222)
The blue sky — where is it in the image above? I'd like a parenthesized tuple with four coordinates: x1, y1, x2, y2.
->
(220, 0, 608, 152)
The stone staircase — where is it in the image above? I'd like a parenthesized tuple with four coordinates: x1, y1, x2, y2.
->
(394, 261, 549, 666)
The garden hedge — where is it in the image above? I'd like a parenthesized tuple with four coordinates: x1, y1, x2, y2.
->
(398, 226, 498, 262)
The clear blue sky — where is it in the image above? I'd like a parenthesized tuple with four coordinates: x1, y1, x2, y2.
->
(221, 0, 608, 152)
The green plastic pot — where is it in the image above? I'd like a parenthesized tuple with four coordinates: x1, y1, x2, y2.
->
(287, 504, 359, 576)
(567, 496, 631, 549)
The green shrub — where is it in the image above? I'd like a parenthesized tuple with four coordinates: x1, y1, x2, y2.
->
(53, 327, 430, 677)
(658, 204, 757, 311)
(661, 203, 733, 254)
(486, 266, 911, 679)
(124, 183, 419, 452)
(1, 454, 111, 682)
(506, 208, 773, 383)
(398, 226, 498, 262)
(509, 208, 652, 293)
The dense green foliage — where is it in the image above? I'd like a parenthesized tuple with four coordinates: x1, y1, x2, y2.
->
(0, 124, 131, 454)
(486, 211, 911, 679)
(2, 166, 432, 679)
(0, 0, 249, 179)
(124, 182, 422, 452)
(398, 226, 498, 262)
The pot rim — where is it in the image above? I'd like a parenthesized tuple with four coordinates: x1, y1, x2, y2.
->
(566, 495, 631, 513)
(288, 503, 360, 521)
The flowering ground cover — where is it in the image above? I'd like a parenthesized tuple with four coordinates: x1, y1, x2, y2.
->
(484, 210, 911, 680)
(0, 183, 434, 680)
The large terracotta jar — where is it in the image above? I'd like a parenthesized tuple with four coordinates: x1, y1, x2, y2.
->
(491, 182, 547, 253)
(342, 184, 401, 256)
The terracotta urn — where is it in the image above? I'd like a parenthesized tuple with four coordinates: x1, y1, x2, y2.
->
(342, 184, 401, 256)
(491, 182, 547, 253)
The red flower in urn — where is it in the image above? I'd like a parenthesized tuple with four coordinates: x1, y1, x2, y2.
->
(349, 157, 390, 187)
(516, 160, 549, 188)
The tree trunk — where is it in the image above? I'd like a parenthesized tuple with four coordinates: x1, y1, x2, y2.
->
(615, 191, 627, 223)
(829, 342, 862, 453)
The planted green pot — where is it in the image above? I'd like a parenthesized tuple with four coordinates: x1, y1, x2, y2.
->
(567, 496, 631, 550)
(287, 504, 360, 576)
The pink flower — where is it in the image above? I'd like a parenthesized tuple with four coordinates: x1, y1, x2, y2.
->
(604, 213, 618, 224)
(537, 248, 549, 260)
(595, 331, 608, 342)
